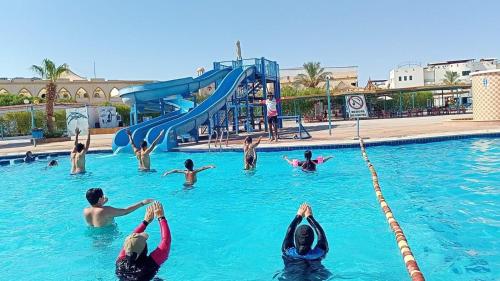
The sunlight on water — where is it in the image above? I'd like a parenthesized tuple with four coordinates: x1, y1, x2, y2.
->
(0, 138, 498, 281)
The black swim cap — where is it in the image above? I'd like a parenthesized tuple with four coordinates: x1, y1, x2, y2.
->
(140, 141, 148, 149)
(295, 224, 314, 255)
(304, 150, 312, 160)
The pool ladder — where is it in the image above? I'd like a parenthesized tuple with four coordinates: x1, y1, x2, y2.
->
(208, 129, 228, 152)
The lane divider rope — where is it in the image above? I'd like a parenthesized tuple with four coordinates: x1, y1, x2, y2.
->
(359, 138, 425, 281)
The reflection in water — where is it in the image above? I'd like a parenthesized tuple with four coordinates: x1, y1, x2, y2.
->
(274, 262, 333, 281)
(85, 222, 121, 250)
(470, 139, 494, 153)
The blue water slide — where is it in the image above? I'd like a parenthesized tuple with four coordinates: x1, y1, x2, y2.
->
(112, 111, 183, 153)
(112, 68, 231, 152)
(145, 66, 256, 151)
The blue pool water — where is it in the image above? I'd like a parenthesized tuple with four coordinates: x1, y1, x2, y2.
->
(0, 138, 498, 281)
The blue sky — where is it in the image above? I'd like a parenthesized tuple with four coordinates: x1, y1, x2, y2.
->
(1, 0, 499, 84)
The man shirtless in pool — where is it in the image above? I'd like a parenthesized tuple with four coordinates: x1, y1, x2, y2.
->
(126, 129, 165, 171)
(83, 187, 154, 227)
(71, 128, 90, 174)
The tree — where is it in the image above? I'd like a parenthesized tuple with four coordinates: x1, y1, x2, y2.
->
(31, 59, 69, 133)
(294, 62, 332, 88)
(442, 71, 461, 108)
(442, 71, 460, 85)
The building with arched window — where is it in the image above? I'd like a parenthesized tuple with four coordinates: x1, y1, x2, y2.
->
(0, 69, 150, 104)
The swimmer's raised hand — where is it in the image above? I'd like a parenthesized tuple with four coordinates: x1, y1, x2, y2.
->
(141, 199, 154, 206)
(297, 203, 307, 217)
(153, 201, 165, 218)
(304, 204, 313, 218)
(75, 128, 81, 135)
(126, 129, 132, 136)
(144, 205, 154, 223)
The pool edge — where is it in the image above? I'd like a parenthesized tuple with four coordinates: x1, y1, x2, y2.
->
(0, 131, 499, 163)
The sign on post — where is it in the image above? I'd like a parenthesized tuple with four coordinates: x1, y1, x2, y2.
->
(345, 94, 368, 139)
(345, 95, 368, 118)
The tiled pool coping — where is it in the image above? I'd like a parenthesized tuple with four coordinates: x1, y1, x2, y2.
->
(0, 132, 499, 165)
(174, 132, 500, 153)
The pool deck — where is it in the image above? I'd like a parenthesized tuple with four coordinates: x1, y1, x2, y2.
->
(0, 114, 499, 157)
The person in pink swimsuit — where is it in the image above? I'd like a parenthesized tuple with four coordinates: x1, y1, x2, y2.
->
(115, 201, 171, 281)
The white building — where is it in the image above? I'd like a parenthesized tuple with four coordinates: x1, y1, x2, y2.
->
(389, 63, 424, 88)
(388, 58, 499, 88)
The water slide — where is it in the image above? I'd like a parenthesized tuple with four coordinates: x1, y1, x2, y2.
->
(112, 68, 231, 152)
(146, 66, 256, 151)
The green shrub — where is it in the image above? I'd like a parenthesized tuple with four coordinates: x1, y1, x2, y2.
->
(114, 103, 130, 126)
(0, 94, 37, 106)
(281, 86, 325, 97)
(0, 109, 66, 137)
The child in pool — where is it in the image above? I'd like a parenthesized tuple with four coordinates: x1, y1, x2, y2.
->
(243, 136, 262, 170)
(162, 159, 215, 186)
(283, 150, 333, 172)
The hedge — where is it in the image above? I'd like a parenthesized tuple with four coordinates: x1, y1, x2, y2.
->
(0, 94, 41, 106)
(113, 103, 130, 126)
(0, 110, 67, 137)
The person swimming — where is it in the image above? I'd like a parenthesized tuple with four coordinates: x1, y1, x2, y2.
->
(46, 159, 58, 168)
(116, 201, 171, 281)
(83, 187, 153, 227)
(281, 203, 329, 278)
(71, 128, 91, 174)
(243, 136, 262, 170)
(162, 159, 215, 186)
(126, 129, 165, 172)
(283, 150, 333, 172)
(24, 151, 36, 163)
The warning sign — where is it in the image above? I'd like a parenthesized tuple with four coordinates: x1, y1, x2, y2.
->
(346, 95, 368, 118)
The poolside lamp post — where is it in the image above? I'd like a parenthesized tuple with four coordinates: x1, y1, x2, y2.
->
(24, 99, 35, 130)
(326, 76, 332, 135)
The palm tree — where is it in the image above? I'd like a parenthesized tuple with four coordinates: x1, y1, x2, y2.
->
(31, 59, 69, 133)
(442, 71, 460, 85)
(442, 71, 460, 108)
(294, 62, 332, 88)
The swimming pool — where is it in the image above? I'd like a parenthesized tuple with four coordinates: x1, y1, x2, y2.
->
(0, 138, 498, 281)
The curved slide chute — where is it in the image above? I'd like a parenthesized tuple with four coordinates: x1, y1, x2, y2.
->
(112, 68, 231, 152)
(145, 66, 256, 151)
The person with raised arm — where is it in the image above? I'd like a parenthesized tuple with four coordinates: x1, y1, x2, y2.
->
(283, 150, 333, 172)
(281, 203, 330, 279)
(83, 187, 153, 227)
(71, 127, 91, 174)
(262, 92, 281, 142)
(162, 159, 215, 186)
(116, 201, 172, 281)
(126, 129, 165, 171)
(243, 136, 262, 170)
